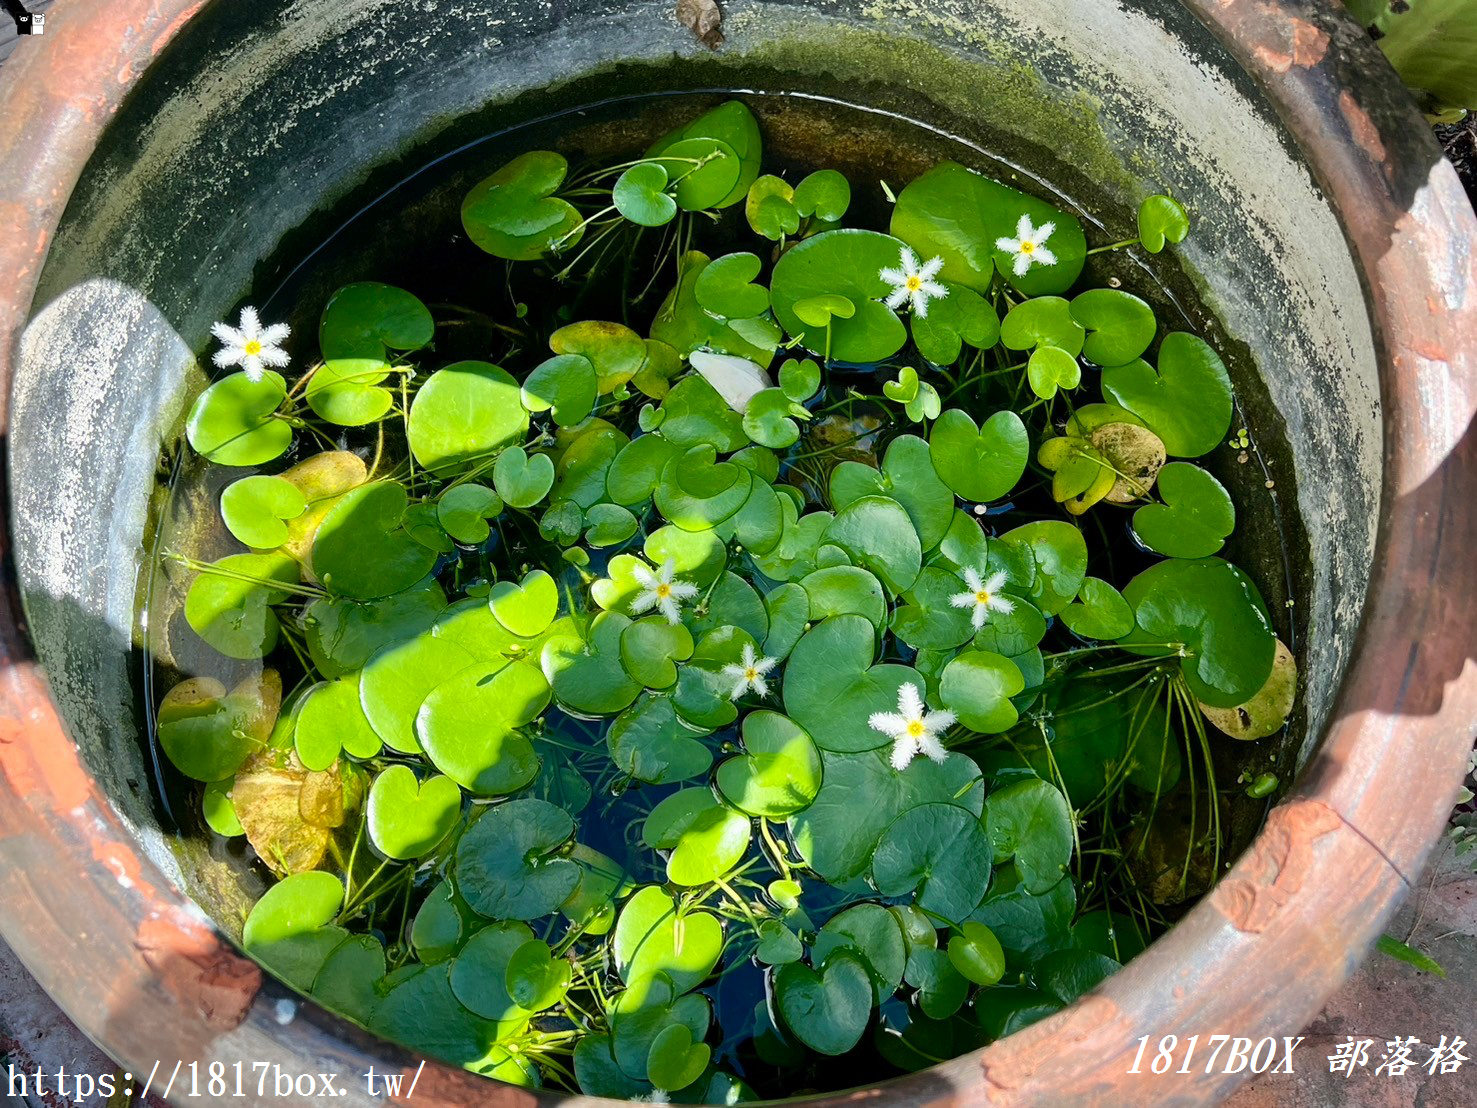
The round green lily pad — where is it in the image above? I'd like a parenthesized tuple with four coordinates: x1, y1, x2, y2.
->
(454, 798, 579, 920)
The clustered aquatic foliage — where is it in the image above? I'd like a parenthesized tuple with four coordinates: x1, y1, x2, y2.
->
(162, 100, 1296, 1098)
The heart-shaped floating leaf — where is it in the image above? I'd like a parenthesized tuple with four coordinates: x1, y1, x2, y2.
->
(620, 617, 696, 689)
(184, 552, 298, 658)
(1000, 296, 1086, 357)
(186, 371, 291, 466)
(999, 520, 1089, 616)
(801, 565, 886, 630)
(202, 780, 243, 837)
(454, 798, 579, 919)
(1070, 288, 1156, 366)
(890, 162, 1086, 294)
(506, 938, 573, 1011)
(489, 569, 558, 637)
(303, 578, 445, 678)
(777, 356, 821, 403)
(793, 168, 851, 222)
(607, 693, 713, 784)
(907, 382, 943, 423)
(774, 951, 873, 1055)
(947, 921, 1006, 986)
(646, 100, 762, 210)
(647, 1023, 711, 1092)
(641, 788, 751, 885)
(784, 615, 919, 753)
(462, 150, 584, 260)
(583, 502, 638, 548)
(436, 482, 502, 545)
(493, 445, 556, 508)
(613, 885, 724, 991)
(220, 475, 307, 549)
(872, 802, 992, 922)
(746, 174, 800, 240)
(1121, 556, 1276, 707)
(551, 320, 648, 394)
(907, 947, 969, 1019)
(242, 870, 346, 990)
(654, 444, 753, 531)
(695, 252, 769, 320)
(1059, 576, 1135, 639)
(940, 649, 1026, 734)
(715, 710, 822, 818)
(1101, 333, 1232, 457)
(755, 920, 805, 965)
(985, 778, 1073, 894)
(928, 408, 1029, 503)
(823, 495, 923, 593)
(311, 283, 434, 425)
(912, 283, 1000, 366)
(790, 745, 982, 883)
(542, 611, 643, 715)
(613, 161, 678, 227)
(1132, 462, 1234, 557)
(311, 480, 437, 600)
(770, 230, 910, 362)
(294, 675, 381, 769)
(449, 919, 537, 1022)
(1198, 637, 1297, 740)
(1027, 346, 1081, 400)
(371, 964, 498, 1065)
(311, 933, 385, 1023)
(408, 360, 528, 472)
(416, 659, 548, 794)
(521, 353, 599, 427)
(825, 435, 954, 553)
(360, 632, 475, 754)
(792, 293, 856, 329)
(652, 136, 743, 212)
(883, 366, 919, 403)
(157, 672, 279, 782)
(653, 251, 780, 367)
(891, 567, 976, 651)
(742, 387, 811, 449)
(366, 765, 461, 859)
(1138, 193, 1191, 253)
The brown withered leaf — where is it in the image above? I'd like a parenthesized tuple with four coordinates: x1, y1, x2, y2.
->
(233, 748, 359, 876)
(677, 0, 723, 50)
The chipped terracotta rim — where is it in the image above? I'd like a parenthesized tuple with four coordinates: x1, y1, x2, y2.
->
(0, 1, 1473, 1104)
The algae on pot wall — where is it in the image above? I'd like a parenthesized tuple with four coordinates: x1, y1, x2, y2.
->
(148, 97, 1296, 1098)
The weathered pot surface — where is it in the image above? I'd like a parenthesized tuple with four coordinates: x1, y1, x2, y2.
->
(0, 0, 1473, 1103)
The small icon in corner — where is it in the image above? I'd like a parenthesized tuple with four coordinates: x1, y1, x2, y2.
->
(3, 2, 44, 35)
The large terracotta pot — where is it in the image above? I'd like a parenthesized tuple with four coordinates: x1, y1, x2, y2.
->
(0, 0, 1473, 1103)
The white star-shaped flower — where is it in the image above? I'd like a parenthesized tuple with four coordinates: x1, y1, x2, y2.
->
(630, 558, 699, 625)
(721, 642, 778, 700)
(994, 214, 1058, 277)
(879, 246, 948, 318)
(869, 683, 956, 771)
(210, 306, 290, 383)
(949, 568, 1016, 631)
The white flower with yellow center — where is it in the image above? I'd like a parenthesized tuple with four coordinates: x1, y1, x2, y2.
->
(879, 246, 948, 318)
(869, 683, 956, 771)
(630, 558, 699, 625)
(995, 215, 1058, 277)
(950, 567, 1016, 631)
(210, 306, 291, 383)
(721, 642, 778, 700)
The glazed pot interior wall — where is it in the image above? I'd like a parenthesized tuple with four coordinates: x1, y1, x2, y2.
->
(10, 0, 1379, 922)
